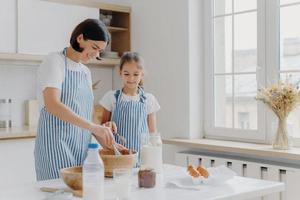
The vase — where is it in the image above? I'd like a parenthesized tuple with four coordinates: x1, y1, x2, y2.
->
(273, 117, 291, 150)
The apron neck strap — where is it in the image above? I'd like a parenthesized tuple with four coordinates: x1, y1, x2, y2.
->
(114, 87, 146, 103)
(62, 47, 68, 72)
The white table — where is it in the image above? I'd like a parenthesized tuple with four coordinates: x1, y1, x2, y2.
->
(0, 164, 284, 200)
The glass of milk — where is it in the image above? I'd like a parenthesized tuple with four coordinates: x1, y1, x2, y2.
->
(113, 168, 132, 200)
(140, 132, 163, 173)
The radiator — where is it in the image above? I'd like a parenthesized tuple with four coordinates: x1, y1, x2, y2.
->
(175, 152, 300, 200)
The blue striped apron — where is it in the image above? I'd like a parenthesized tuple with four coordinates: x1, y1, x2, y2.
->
(34, 49, 93, 180)
(112, 88, 148, 165)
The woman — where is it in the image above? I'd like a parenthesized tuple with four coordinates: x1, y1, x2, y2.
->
(34, 19, 121, 180)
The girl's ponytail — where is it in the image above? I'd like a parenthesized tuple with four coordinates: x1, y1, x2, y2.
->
(120, 52, 145, 70)
(138, 79, 144, 87)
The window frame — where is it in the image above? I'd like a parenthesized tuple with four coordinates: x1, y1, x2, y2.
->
(204, 0, 272, 142)
(204, 0, 300, 145)
(278, 1, 300, 145)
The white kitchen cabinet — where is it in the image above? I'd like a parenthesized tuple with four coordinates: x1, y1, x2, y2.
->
(0, 0, 16, 53)
(0, 139, 36, 187)
(18, 0, 99, 54)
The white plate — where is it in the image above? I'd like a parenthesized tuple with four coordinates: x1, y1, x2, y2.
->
(187, 165, 237, 185)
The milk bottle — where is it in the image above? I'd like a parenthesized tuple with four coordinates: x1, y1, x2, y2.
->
(83, 143, 104, 200)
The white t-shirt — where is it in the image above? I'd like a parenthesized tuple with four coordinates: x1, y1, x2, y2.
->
(37, 51, 92, 108)
(99, 90, 160, 115)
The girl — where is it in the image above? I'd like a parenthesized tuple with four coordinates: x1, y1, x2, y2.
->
(34, 19, 123, 181)
(100, 52, 160, 158)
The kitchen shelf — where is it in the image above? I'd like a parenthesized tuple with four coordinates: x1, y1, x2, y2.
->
(46, 0, 131, 13)
(45, 0, 131, 58)
(107, 26, 128, 33)
(89, 57, 120, 66)
(0, 53, 120, 67)
(0, 126, 36, 140)
(0, 53, 42, 65)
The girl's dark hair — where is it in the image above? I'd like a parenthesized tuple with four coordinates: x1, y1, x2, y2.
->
(120, 52, 145, 86)
(70, 19, 110, 52)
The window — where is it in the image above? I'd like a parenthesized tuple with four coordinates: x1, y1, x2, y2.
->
(205, 0, 265, 141)
(205, 0, 300, 142)
(238, 112, 250, 129)
(204, 0, 300, 143)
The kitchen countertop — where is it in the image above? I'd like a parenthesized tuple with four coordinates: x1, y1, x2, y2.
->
(1, 164, 284, 200)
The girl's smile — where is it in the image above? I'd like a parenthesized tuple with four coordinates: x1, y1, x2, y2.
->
(120, 61, 144, 93)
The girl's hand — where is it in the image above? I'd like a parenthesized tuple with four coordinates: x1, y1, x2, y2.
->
(102, 121, 117, 133)
(114, 143, 128, 151)
(90, 124, 114, 149)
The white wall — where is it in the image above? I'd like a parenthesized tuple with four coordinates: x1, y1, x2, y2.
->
(130, 0, 204, 164)
(90, 66, 114, 103)
(18, 0, 99, 54)
(0, 64, 37, 127)
(131, 0, 189, 138)
(188, 0, 204, 140)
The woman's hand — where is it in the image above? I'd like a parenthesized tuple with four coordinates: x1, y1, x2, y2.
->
(90, 124, 114, 149)
(102, 122, 128, 151)
(102, 121, 117, 133)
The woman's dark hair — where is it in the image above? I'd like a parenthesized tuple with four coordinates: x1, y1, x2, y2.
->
(70, 19, 110, 52)
(120, 52, 145, 86)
